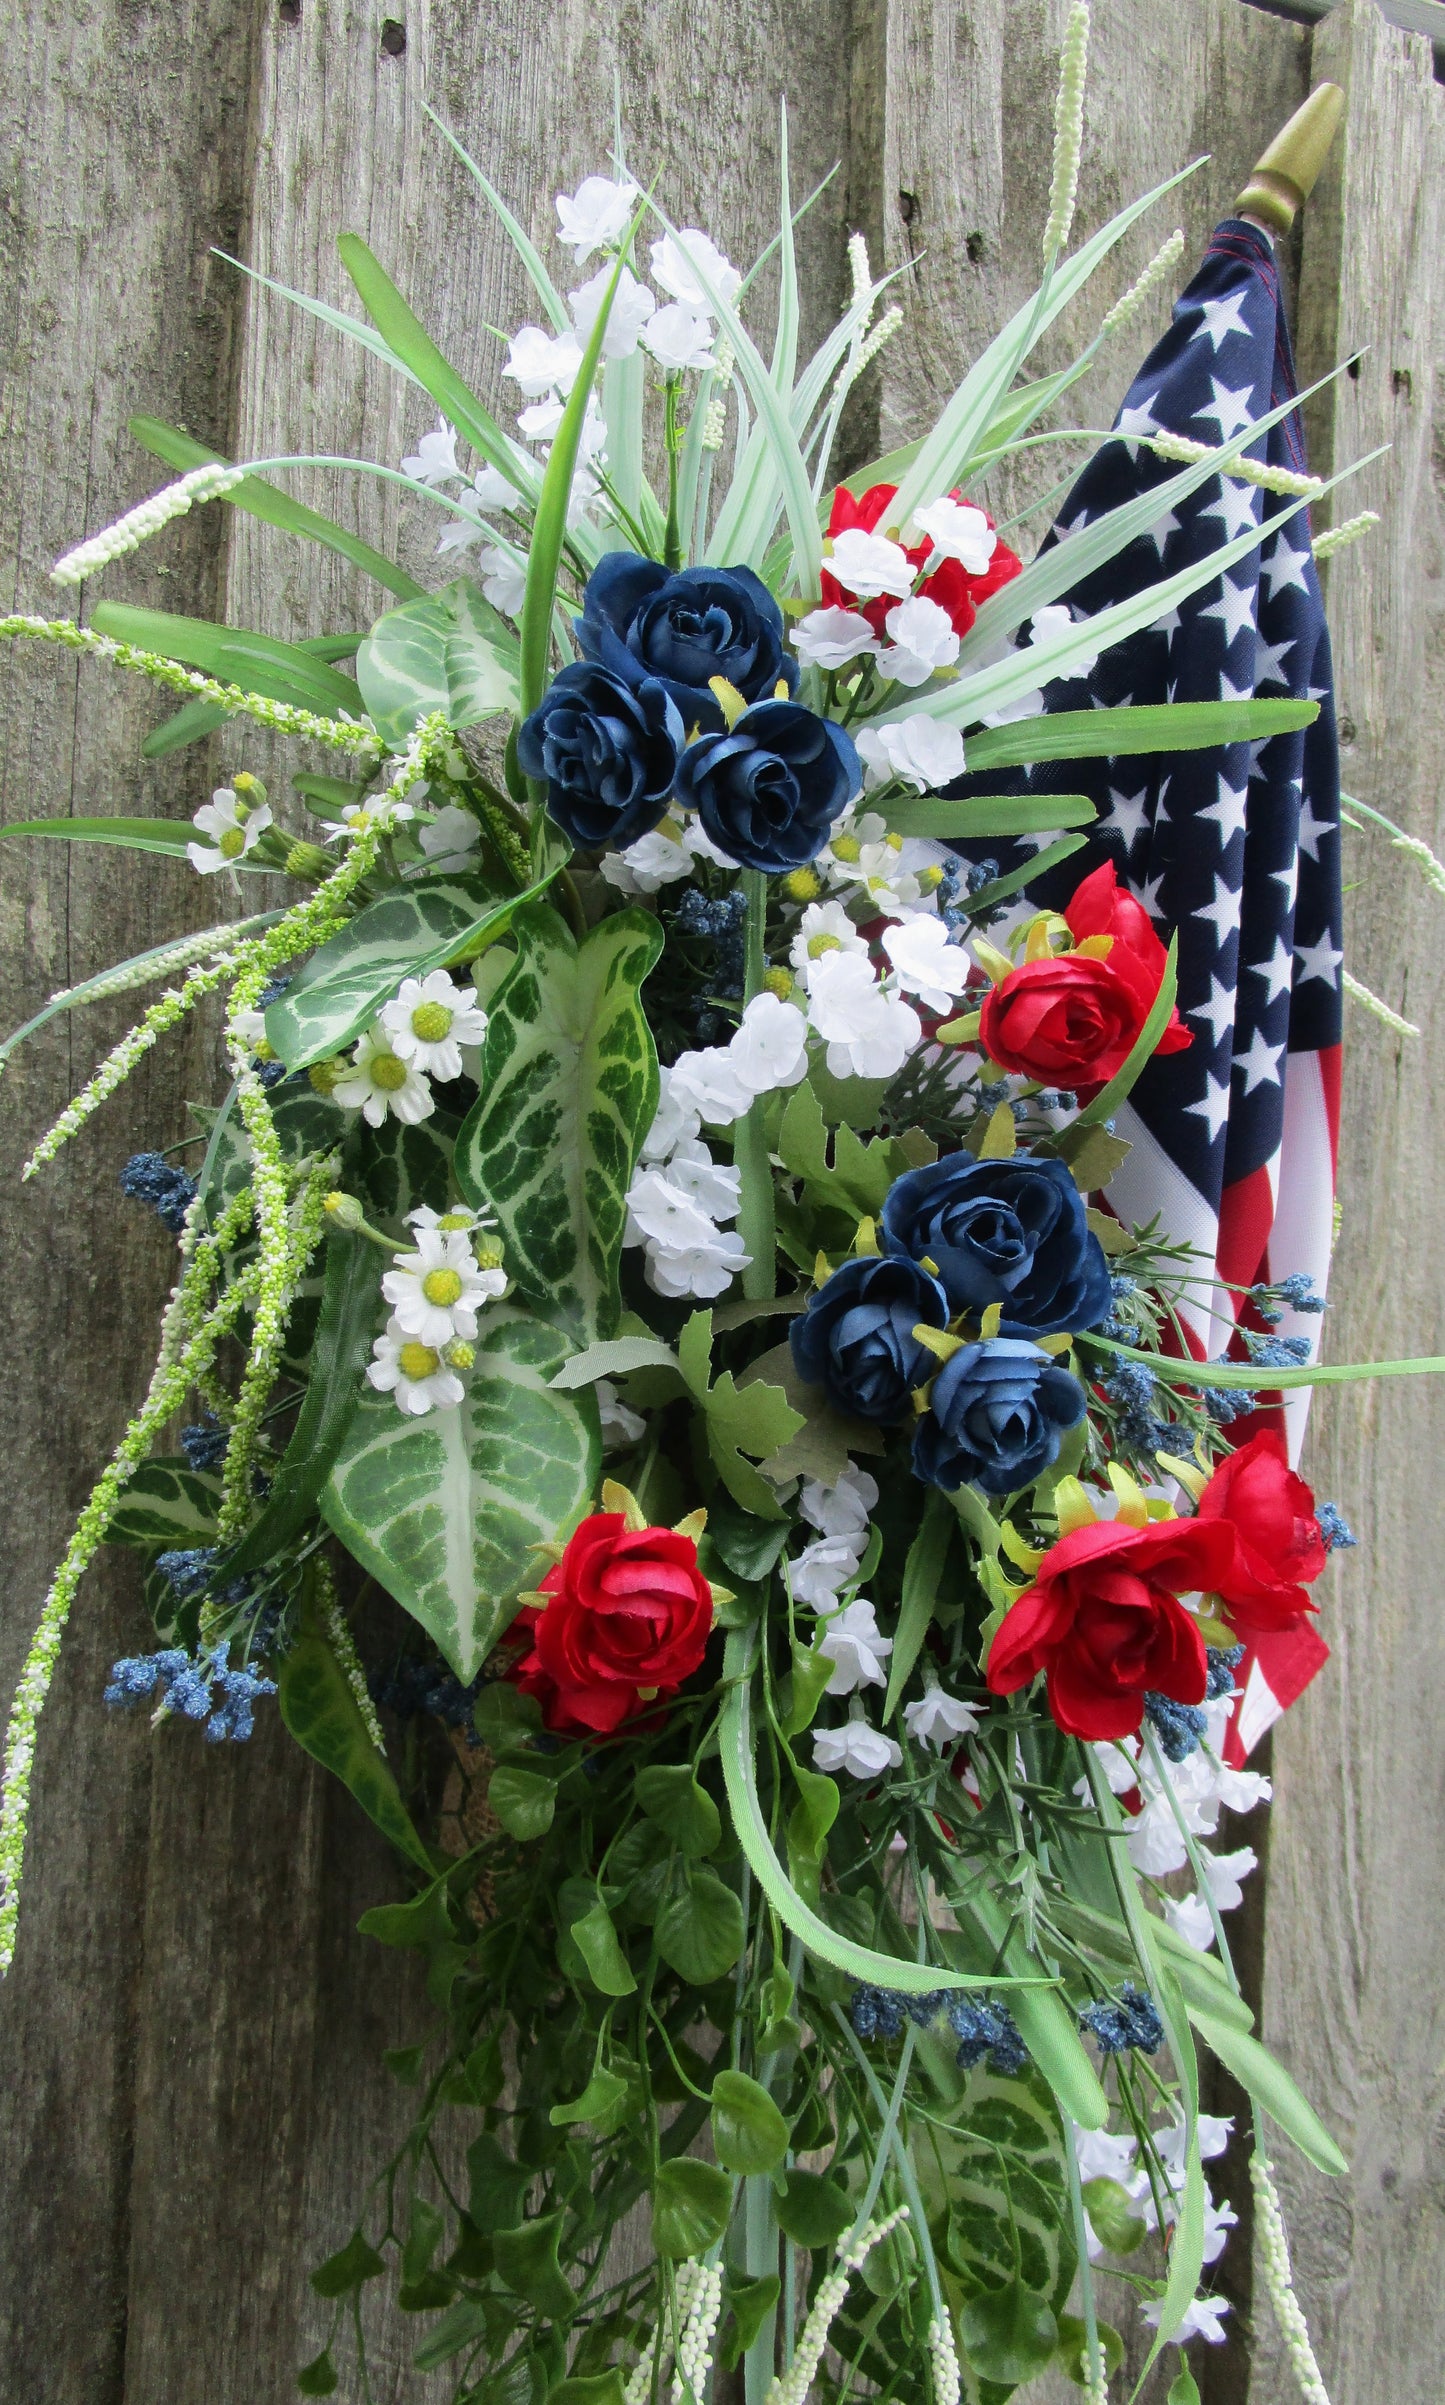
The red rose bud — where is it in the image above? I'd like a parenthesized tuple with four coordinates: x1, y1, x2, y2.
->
(978, 860, 1192, 1088)
(510, 1510, 715, 1736)
(1194, 1429, 1326, 1641)
(820, 481, 1022, 641)
(985, 1514, 1236, 1741)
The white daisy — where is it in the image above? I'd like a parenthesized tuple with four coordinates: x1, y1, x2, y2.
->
(379, 970, 489, 1082)
(332, 1029, 435, 1129)
(188, 787, 271, 874)
(381, 1226, 503, 1346)
(367, 1316, 465, 1416)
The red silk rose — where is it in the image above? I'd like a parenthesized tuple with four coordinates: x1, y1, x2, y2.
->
(986, 1514, 1235, 1740)
(978, 860, 1192, 1088)
(820, 481, 1022, 641)
(1195, 1430, 1326, 1640)
(510, 1510, 714, 1736)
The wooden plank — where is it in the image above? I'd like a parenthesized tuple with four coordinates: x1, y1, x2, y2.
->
(0, 5, 265, 2400)
(1246, 0, 1445, 69)
(1250, 5, 1445, 2399)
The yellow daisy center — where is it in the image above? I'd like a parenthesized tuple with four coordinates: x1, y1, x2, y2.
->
(831, 835, 861, 863)
(398, 1341, 440, 1381)
(436, 1210, 473, 1232)
(807, 933, 842, 959)
(219, 826, 247, 859)
(411, 1000, 453, 1043)
(421, 1267, 464, 1307)
(781, 866, 821, 902)
(370, 1051, 408, 1091)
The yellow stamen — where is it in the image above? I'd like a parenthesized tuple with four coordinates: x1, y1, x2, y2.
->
(421, 1267, 464, 1307)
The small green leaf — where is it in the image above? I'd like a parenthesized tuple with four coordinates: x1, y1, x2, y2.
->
(402, 2197, 446, 2283)
(960, 2281, 1060, 2385)
(635, 1765, 721, 1859)
(1167, 2367, 1203, 2405)
(549, 2066, 630, 2131)
(1188, 2007, 1348, 2175)
(475, 1684, 544, 1750)
(1054, 2313, 1125, 2386)
(492, 2212, 576, 2320)
(278, 1575, 433, 1874)
(651, 2159, 732, 2261)
(466, 2133, 534, 2234)
(1081, 2176, 1147, 2255)
(357, 578, 520, 750)
(411, 2298, 492, 2372)
(357, 1876, 456, 1952)
(884, 1485, 953, 1719)
(384, 2043, 426, 2085)
(550, 2378, 626, 2405)
(310, 2230, 385, 2298)
(488, 1763, 557, 1842)
(654, 1868, 746, 1984)
(569, 1898, 637, 1997)
(297, 2348, 340, 2395)
(399, 2270, 457, 2311)
(773, 2170, 852, 2249)
(710, 2069, 789, 2175)
(720, 2274, 781, 2370)
(1053, 1123, 1133, 1192)
(701, 1491, 790, 1581)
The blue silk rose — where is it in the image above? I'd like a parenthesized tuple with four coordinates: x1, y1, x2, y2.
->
(674, 700, 861, 874)
(881, 1152, 1111, 1338)
(575, 554, 797, 733)
(790, 1254, 950, 1424)
(914, 1337, 1086, 1494)
(516, 662, 684, 851)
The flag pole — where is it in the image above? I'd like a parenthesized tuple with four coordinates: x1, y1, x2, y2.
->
(1235, 81, 1346, 236)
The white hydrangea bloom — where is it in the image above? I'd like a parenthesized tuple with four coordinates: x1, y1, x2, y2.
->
(805, 949, 921, 1080)
(556, 174, 641, 261)
(728, 991, 809, 1098)
(640, 1066, 702, 1163)
(791, 606, 881, 671)
(649, 229, 741, 313)
(504, 324, 583, 399)
(855, 714, 966, 793)
(570, 262, 656, 358)
(664, 1138, 742, 1222)
(909, 495, 997, 572)
(596, 1377, 646, 1448)
(641, 302, 715, 372)
(827, 527, 914, 600)
(881, 914, 972, 1013)
(668, 1045, 756, 1128)
(799, 1466, 878, 1542)
(791, 1538, 864, 1609)
(1142, 2295, 1230, 2346)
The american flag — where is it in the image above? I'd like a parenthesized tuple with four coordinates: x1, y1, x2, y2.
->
(960, 218, 1344, 1759)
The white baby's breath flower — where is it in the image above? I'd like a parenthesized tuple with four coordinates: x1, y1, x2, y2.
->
(818, 1599, 893, 1695)
(379, 969, 488, 1082)
(727, 991, 809, 1097)
(418, 804, 483, 872)
(556, 175, 641, 261)
(668, 1045, 756, 1128)
(401, 419, 463, 485)
(904, 1682, 982, 1750)
(504, 325, 583, 399)
(855, 715, 966, 794)
(880, 914, 972, 1013)
(641, 303, 716, 373)
(367, 1315, 465, 1416)
(649, 229, 741, 314)
(877, 593, 960, 686)
(909, 496, 997, 572)
(478, 544, 528, 617)
(827, 527, 914, 600)
(805, 949, 921, 1079)
(332, 1029, 435, 1129)
(570, 263, 656, 358)
(188, 787, 271, 874)
(791, 606, 882, 671)
(382, 1226, 500, 1346)
(812, 1716, 903, 1780)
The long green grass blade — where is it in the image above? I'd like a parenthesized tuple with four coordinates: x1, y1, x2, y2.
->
(214, 247, 420, 382)
(1080, 1331, 1445, 1393)
(882, 792, 1097, 839)
(1069, 933, 1177, 1126)
(0, 911, 284, 1072)
(1, 816, 211, 858)
(961, 834, 1088, 909)
(90, 600, 364, 717)
(420, 102, 571, 332)
(128, 414, 424, 601)
(964, 697, 1317, 773)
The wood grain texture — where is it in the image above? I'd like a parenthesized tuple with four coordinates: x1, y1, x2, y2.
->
(1249, 6, 1445, 2399)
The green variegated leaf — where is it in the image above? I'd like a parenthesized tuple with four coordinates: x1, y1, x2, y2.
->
(935, 2069, 1078, 2310)
(356, 580, 521, 751)
(455, 904, 663, 1346)
(265, 872, 527, 1070)
(107, 1459, 222, 1548)
(321, 1304, 601, 1679)
(356, 1109, 459, 1236)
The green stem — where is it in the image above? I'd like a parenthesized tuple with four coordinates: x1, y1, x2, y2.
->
(663, 374, 685, 572)
(736, 867, 776, 1301)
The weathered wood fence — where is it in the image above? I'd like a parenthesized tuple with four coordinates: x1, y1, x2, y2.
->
(1, 2, 1441, 2398)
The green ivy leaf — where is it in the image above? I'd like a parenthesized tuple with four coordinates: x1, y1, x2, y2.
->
(466, 2134, 534, 2235)
(634, 1765, 721, 1859)
(1081, 2176, 1147, 2255)
(780, 1638, 836, 1742)
(720, 2274, 781, 2370)
(357, 578, 520, 750)
(487, 1763, 557, 1842)
(651, 2159, 732, 2261)
(277, 1575, 432, 1873)
(1054, 2312, 1126, 2386)
(548, 2065, 631, 2132)
(654, 1867, 746, 1984)
(266, 872, 531, 1071)
(309, 2230, 385, 2298)
(456, 903, 663, 1345)
(297, 2348, 340, 2395)
(384, 2044, 426, 2086)
(568, 1897, 637, 1997)
(1167, 2368, 1203, 2405)
(323, 1304, 600, 1680)
(550, 2378, 626, 2405)
(411, 2298, 493, 2372)
(674, 1312, 804, 1521)
(492, 2212, 576, 2320)
(773, 2170, 852, 2249)
(402, 2197, 446, 2283)
(959, 2280, 1060, 2386)
(710, 2069, 789, 2175)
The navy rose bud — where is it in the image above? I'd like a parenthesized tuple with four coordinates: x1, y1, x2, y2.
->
(790, 1254, 950, 1424)
(674, 699, 861, 875)
(575, 553, 798, 732)
(913, 1337, 1086, 1496)
(516, 661, 684, 852)
(880, 1152, 1112, 1340)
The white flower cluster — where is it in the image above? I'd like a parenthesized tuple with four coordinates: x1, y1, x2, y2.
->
(51, 461, 245, 585)
(624, 1063, 749, 1300)
(1078, 2109, 1238, 2298)
(790, 1465, 876, 1607)
(330, 968, 489, 1131)
(1086, 1690, 1270, 1951)
(763, 2207, 910, 2405)
(814, 803, 952, 916)
(669, 2259, 723, 2405)
(601, 806, 733, 895)
(367, 1203, 507, 1416)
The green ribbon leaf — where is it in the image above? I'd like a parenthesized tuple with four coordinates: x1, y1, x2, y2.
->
(964, 696, 1317, 773)
(456, 903, 664, 1346)
(492, 2212, 576, 2320)
(881, 792, 1097, 839)
(1065, 932, 1178, 1131)
(884, 1485, 953, 1720)
(90, 599, 365, 718)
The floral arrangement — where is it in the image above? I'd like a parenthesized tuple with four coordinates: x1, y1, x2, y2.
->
(1, 15, 1420, 2403)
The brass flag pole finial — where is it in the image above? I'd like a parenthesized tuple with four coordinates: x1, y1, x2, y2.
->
(1236, 81, 1346, 235)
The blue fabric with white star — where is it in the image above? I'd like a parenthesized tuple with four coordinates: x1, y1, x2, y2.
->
(951, 218, 1343, 1205)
